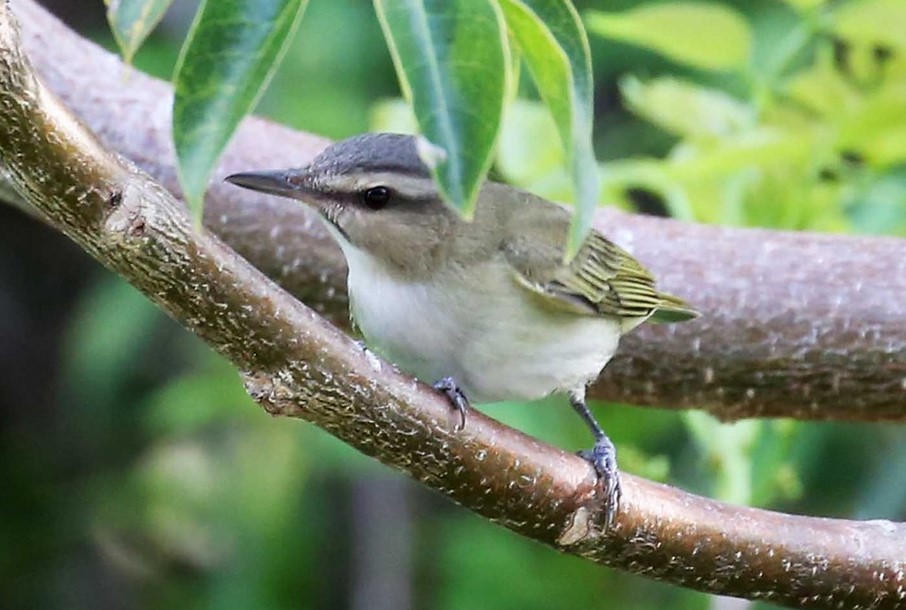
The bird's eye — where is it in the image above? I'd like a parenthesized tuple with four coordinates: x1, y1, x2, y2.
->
(362, 186, 391, 210)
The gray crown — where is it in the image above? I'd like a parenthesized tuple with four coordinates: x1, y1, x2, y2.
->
(307, 133, 430, 179)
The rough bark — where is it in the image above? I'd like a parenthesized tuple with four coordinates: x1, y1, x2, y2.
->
(2, 0, 905, 422)
(1, 3, 904, 608)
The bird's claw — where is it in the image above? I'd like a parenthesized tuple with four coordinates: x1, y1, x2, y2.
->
(433, 377, 470, 432)
(578, 435, 621, 530)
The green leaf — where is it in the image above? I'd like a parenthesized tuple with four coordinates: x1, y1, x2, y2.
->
(685, 411, 760, 504)
(496, 99, 565, 190)
(831, 0, 906, 52)
(663, 129, 813, 182)
(837, 90, 906, 167)
(784, 55, 861, 119)
(143, 365, 255, 436)
(173, 0, 308, 221)
(779, 0, 826, 13)
(369, 97, 418, 134)
(585, 3, 752, 71)
(498, 0, 598, 257)
(105, 0, 175, 62)
(621, 75, 753, 139)
(374, 0, 508, 217)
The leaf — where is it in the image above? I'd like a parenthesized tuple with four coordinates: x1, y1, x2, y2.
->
(369, 98, 419, 135)
(585, 3, 751, 71)
(496, 99, 565, 190)
(143, 361, 255, 436)
(621, 75, 753, 139)
(685, 411, 760, 504)
(105, 0, 175, 63)
(173, 0, 308, 221)
(837, 91, 906, 167)
(784, 55, 861, 119)
(498, 0, 598, 258)
(62, 277, 163, 411)
(664, 129, 813, 182)
(374, 0, 508, 217)
(779, 0, 826, 13)
(831, 0, 906, 52)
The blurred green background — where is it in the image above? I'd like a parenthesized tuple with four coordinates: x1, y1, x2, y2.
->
(1, 1, 905, 609)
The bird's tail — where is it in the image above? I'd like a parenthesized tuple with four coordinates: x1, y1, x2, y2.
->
(649, 292, 699, 323)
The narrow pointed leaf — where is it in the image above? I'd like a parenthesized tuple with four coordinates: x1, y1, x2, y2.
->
(173, 0, 308, 221)
(498, 0, 598, 258)
(374, 0, 508, 217)
(105, 0, 175, 63)
(585, 3, 751, 71)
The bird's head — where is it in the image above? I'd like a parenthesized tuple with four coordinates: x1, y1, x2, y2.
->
(226, 133, 459, 273)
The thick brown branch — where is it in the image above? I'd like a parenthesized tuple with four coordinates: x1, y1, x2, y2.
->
(2, 0, 906, 421)
(1, 3, 904, 608)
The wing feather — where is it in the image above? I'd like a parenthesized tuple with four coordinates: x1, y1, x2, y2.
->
(503, 210, 697, 322)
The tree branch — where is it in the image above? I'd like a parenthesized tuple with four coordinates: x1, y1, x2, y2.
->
(2, 0, 905, 422)
(1, 3, 904, 608)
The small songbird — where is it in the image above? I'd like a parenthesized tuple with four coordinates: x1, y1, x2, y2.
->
(227, 133, 697, 526)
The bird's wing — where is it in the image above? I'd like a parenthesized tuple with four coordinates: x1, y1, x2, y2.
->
(504, 218, 697, 322)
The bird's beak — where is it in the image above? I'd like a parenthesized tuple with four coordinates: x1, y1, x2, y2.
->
(225, 168, 346, 236)
(224, 169, 313, 200)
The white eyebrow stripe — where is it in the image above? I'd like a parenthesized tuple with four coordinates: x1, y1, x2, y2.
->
(327, 172, 437, 199)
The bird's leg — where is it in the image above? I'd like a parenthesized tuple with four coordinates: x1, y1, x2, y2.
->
(433, 377, 470, 432)
(569, 388, 621, 530)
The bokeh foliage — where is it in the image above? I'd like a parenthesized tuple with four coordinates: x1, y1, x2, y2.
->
(3, 1, 905, 609)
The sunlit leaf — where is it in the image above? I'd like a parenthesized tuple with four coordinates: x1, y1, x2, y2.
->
(598, 157, 694, 220)
(685, 411, 759, 504)
(621, 75, 753, 139)
(779, 0, 826, 12)
(374, 0, 508, 217)
(498, 0, 598, 257)
(173, 0, 308, 221)
(585, 3, 751, 71)
(496, 99, 564, 190)
(663, 129, 813, 182)
(832, 0, 906, 51)
(784, 54, 861, 119)
(105, 0, 175, 63)
(837, 91, 906, 167)
(750, 420, 802, 506)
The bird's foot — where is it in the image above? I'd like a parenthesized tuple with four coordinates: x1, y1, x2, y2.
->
(433, 377, 470, 432)
(578, 434, 622, 531)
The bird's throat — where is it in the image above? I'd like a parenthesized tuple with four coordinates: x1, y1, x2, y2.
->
(318, 209, 351, 243)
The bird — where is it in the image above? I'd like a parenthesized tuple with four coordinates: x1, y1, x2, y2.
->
(226, 132, 698, 527)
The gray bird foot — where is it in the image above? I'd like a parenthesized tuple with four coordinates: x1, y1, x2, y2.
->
(578, 435, 622, 531)
(433, 377, 470, 432)
(569, 393, 622, 530)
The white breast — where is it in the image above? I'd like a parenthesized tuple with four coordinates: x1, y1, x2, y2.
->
(341, 242, 621, 404)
